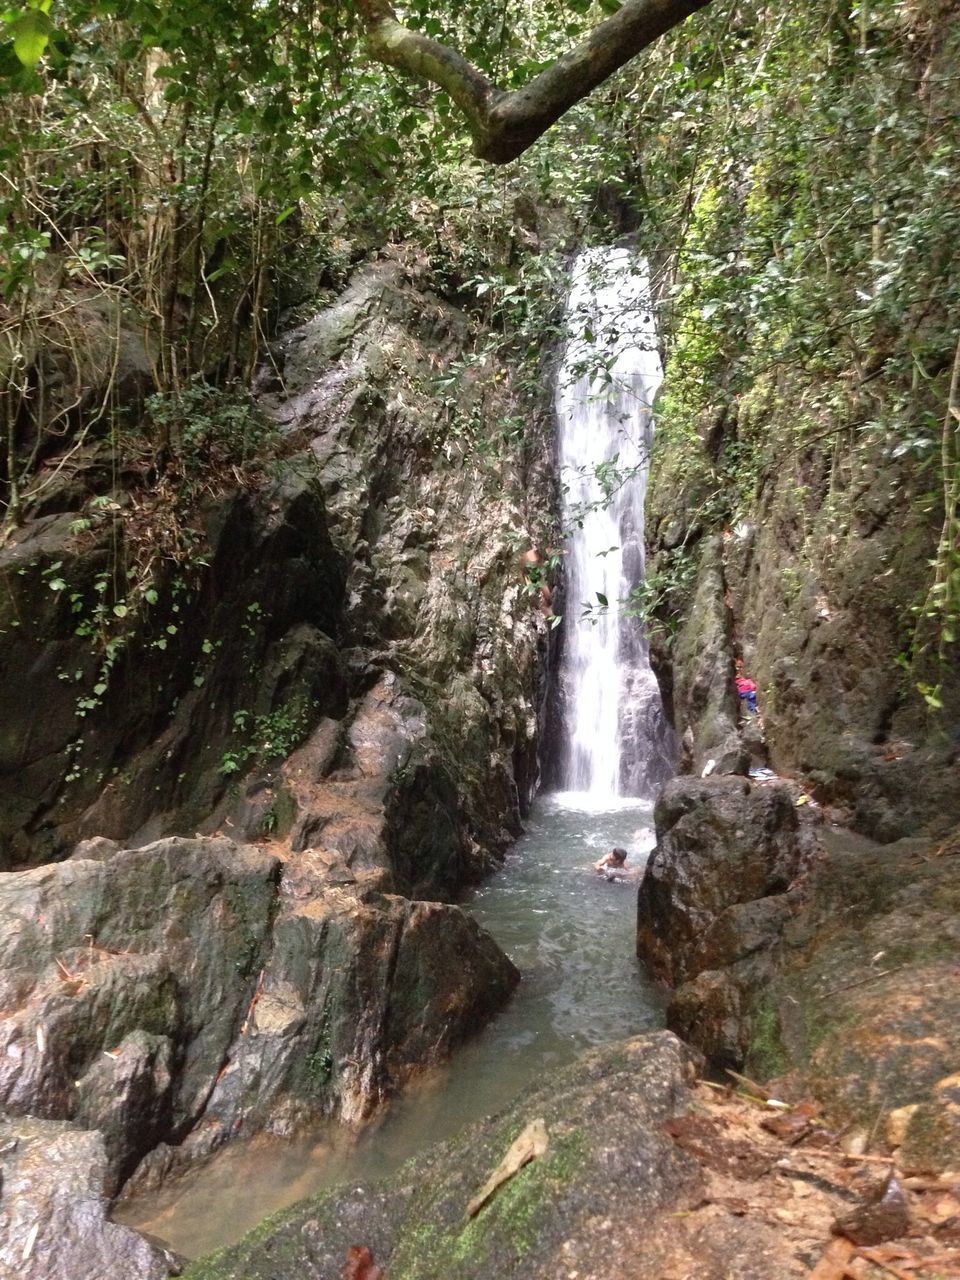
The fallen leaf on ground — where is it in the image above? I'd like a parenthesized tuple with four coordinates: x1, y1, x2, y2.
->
(809, 1235, 856, 1278)
(465, 1117, 548, 1219)
(341, 1244, 383, 1279)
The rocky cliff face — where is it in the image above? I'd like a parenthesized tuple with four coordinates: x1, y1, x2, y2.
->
(1, 251, 553, 879)
(645, 377, 960, 841)
(0, 252, 554, 1211)
(636, 775, 960, 1176)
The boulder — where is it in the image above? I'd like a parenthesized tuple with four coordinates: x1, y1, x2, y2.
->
(0, 1117, 181, 1280)
(182, 1030, 847, 1280)
(0, 834, 520, 1193)
(636, 775, 819, 1067)
(0, 837, 279, 1190)
(180, 1032, 706, 1280)
(195, 879, 520, 1136)
(637, 776, 816, 986)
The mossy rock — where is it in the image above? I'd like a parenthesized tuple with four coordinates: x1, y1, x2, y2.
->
(183, 1032, 703, 1280)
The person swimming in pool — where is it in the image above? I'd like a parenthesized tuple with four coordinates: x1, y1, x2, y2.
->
(593, 847, 628, 881)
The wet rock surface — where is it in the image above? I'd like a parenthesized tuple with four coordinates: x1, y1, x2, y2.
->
(181, 1033, 706, 1280)
(0, 1117, 181, 1280)
(180, 1031, 960, 1280)
(646, 370, 960, 843)
(0, 474, 347, 870)
(0, 835, 518, 1200)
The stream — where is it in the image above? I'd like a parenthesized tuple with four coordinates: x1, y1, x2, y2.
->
(115, 793, 665, 1259)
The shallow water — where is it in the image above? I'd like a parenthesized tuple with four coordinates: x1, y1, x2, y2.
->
(115, 792, 665, 1259)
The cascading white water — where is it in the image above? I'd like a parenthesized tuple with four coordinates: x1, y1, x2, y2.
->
(555, 247, 676, 799)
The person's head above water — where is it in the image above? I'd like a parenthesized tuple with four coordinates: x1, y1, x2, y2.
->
(610, 847, 627, 865)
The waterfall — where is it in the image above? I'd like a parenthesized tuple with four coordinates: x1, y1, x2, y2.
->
(554, 247, 676, 799)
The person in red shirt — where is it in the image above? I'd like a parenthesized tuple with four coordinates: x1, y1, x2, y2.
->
(734, 661, 759, 715)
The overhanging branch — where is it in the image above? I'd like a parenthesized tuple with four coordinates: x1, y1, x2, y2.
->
(357, 0, 713, 163)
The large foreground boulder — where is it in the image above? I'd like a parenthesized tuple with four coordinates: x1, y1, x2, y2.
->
(182, 1033, 706, 1280)
(185, 1030, 891, 1280)
(0, 836, 518, 1193)
(0, 1117, 180, 1280)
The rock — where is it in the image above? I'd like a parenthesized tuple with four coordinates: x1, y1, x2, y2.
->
(0, 832, 520, 1193)
(196, 881, 520, 1134)
(637, 775, 815, 987)
(0, 475, 347, 869)
(0, 1116, 180, 1280)
(901, 1072, 960, 1172)
(668, 538, 743, 776)
(0, 837, 279, 1191)
(636, 775, 819, 1072)
(0, 255, 553, 1220)
(885, 1103, 920, 1148)
(181, 1030, 840, 1280)
(1, 254, 551, 891)
(647, 365, 960, 841)
(668, 969, 746, 1068)
(180, 1032, 707, 1280)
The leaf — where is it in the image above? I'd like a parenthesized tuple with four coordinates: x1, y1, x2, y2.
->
(596, 591, 608, 606)
(11, 9, 53, 68)
(112, 603, 128, 617)
(465, 1118, 549, 1218)
(275, 204, 297, 226)
(340, 1245, 382, 1280)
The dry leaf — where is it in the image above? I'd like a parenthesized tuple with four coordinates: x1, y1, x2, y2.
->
(341, 1244, 382, 1280)
(809, 1236, 856, 1279)
(465, 1118, 548, 1218)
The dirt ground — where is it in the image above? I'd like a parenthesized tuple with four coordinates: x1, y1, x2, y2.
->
(649, 1077, 960, 1280)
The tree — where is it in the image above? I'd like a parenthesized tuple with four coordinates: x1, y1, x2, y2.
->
(356, 0, 712, 163)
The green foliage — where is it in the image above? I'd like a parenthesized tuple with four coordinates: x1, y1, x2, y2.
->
(623, 546, 699, 644)
(219, 704, 312, 777)
(145, 379, 276, 474)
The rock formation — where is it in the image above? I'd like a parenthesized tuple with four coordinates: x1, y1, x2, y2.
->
(0, 254, 552, 1267)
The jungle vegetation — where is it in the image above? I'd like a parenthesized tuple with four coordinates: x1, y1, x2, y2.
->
(1, 0, 957, 687)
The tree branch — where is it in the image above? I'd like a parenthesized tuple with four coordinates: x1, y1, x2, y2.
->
(357, 0, 713, 164)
